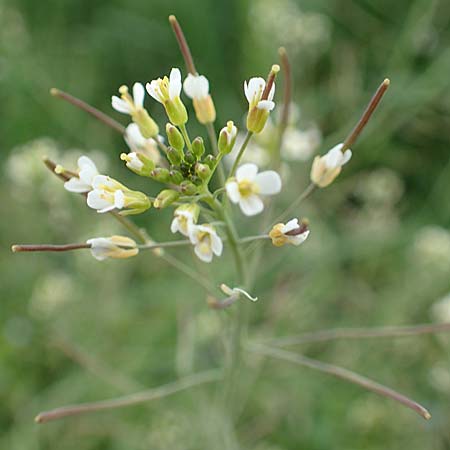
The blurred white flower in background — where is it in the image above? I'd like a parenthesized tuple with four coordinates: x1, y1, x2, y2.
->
(413, 226, 450, 268)
(431, 292, 450, 323)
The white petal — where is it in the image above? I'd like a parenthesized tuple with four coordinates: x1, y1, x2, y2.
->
(233, 287, 258, 302)
(114, 190, 125, 209)
(146, 82, 162, 103)
(236, 163, 258, 182)
(289, 230, 310, 246)
(112, 96, 131, 114)
(257, 100, 275, 111)
(324, 144, 344, 169)
(255, 170, 282, 195)
(92, 175, 111, 189)
(87, 190, 112, 211)
(188, 224, 200, 244)
(133, 83, 145, 108)
(342, 149, 352, 165)
(244, 77, 265, 104)
(211, 233, 223, 256)
(169, 68, 182, 99)
(282, 218, 299, 233)
(78, 156, 97, 172)
(170, 217, 180, 234)
(225, 181, 241, 204)
(194, 244, 213, 263)
(78, 158, 98, 186)
(239, 195, 264, 216)
(124, 123, 145, 150)
(64, 178, 90, 193)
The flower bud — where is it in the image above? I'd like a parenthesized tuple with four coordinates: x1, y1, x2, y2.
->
(154, 189, 180, 209)
(169, 169, 184, 184)
(203, 154, 216, 169)
(166, 123, 185, 152)
(150, 167, 171, 183)
(192, 137, 206, 159)
(166, 146, 183, 166)
(180, 180, 197, 195)
(195, 163, 211, 181)
(184, 151, 196, 165)
(218, 121, 237, 154)
(120, 152, 155, 176)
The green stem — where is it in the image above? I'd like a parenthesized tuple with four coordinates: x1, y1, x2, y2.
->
(206, 122, 226, 185)
(229, 131, 253, 178)
(179, 123, 192, 152)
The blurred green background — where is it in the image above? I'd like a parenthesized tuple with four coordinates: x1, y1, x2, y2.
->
(2, 0, 450, 448)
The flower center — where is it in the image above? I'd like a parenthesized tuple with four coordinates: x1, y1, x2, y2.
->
(238, 179, 257, 198)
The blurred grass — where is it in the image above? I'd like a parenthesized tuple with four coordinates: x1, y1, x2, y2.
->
(1, 0, 450, 449)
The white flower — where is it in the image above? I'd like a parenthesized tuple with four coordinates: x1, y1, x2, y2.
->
(220, 284, 258, 302)
(146, 68, 182, 104)
(183, 73, 209, 100)
(87, 236, 138, 261)
(146, 68, 187, 125)
(122, 152, 144, 172)
(244, 77, 275, 112)
(112, 83, 145, 115)
(226, 163, 282, 216)
(87, 175, 150, 215)
(87, 176, 126, 213)
(188, 224, 223, 263)
(269, 218, 310, 247)
(64, 156, 99, 193)
(310, 143, 352, 187)
(124, 123, 161, 163)
(171, 204, 200, 237)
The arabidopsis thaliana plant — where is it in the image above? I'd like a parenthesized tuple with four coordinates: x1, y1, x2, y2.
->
(226, 163, 282, 216)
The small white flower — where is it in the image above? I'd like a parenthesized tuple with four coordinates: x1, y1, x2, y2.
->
(183, 73, 209, 100)
(226, 163, 282, 216)
(310, 143, 352, 187)
(269, 218, 310, 247)
(189, 224, 223, 263)
(220, 284, 258, 302)
(87, 176, 126, 213)
(124, 123, 161, 165)
(171, 204, 200, 237)
(123, 152, 144, 172)
(112, 83, 145, 115)
(244, 77, 275, 112)
(146, 68, 182, 104)
(64, 156, 99, 193)
(87, 235, 138, 261)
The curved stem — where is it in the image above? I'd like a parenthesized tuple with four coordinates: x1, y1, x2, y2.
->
(35, 369, 221, 423)
(179, 123, 192, 152)
(248, 344, 431, 420)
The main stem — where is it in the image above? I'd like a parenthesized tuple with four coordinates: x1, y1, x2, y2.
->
(229, 131, 253, 178)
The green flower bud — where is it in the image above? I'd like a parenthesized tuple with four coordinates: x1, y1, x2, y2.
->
(169, 170, 184, 185)
(218, 121, 237, 155)
(154, 189, 180, 209)
(166, 146, 183, 166)
(166, 123, 185, 152)
(180, 181, 197, 195)
(203, 154, 216, 169)
(192, 137, 206, 159)
(150, 167, 171, 183)
(184, 151, 196, 165)
(195, 163, 211, 181)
